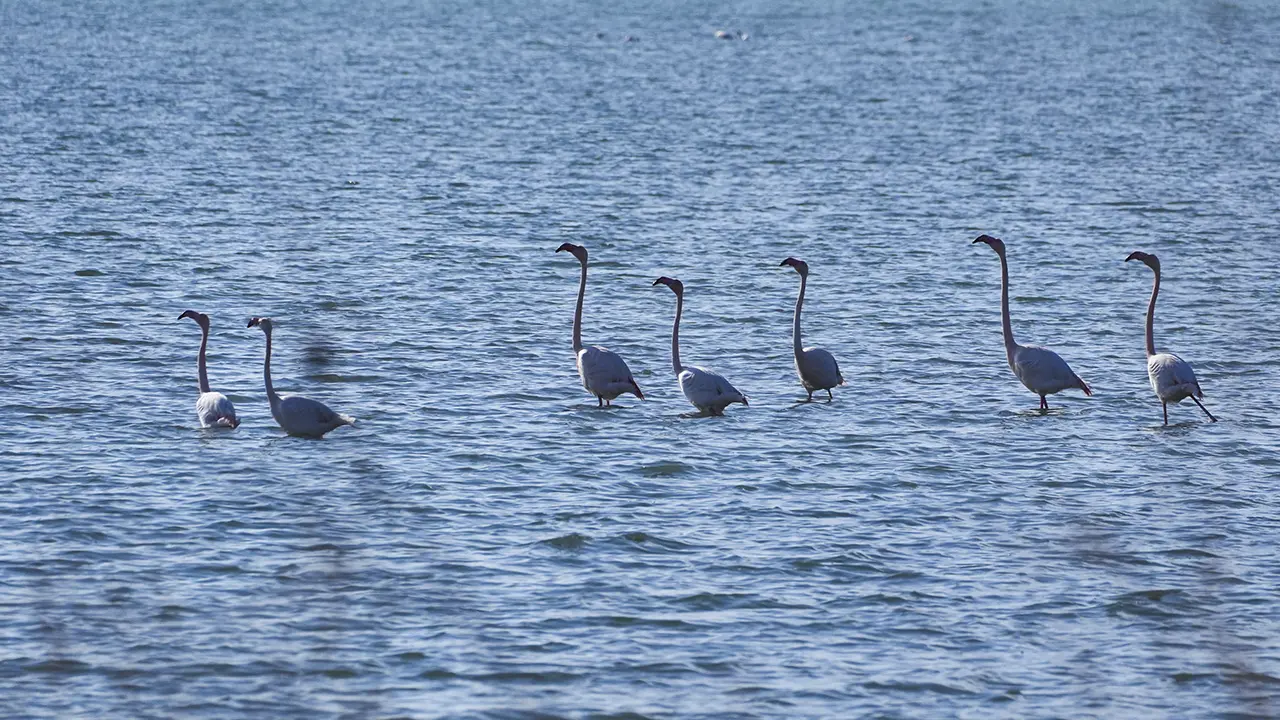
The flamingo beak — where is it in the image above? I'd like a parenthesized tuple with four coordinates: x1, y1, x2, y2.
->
(1125, 252, 1140, 262)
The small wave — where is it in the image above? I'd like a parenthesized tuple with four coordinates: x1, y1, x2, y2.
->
(615, 531, 697, 554)
(541, 533, 589, 550)
(636, 461, 693, 478)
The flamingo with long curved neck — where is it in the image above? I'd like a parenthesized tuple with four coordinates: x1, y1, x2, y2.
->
(178, 310, 238, 428)
(555, 242, 643, 407)
(653, 276, 747, 416)
(1125, 251, 1216, 424)
(247, 317, 354, 437)
(780, 257, 843, 401)
(972, 235, 1092, 410)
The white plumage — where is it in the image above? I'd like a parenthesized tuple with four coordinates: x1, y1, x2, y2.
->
(195, 391, 239, 429)
(556, 243, 644, 406)
(973, 235, 1092, 410)
(781, 257, 844, 401)
(247, 317, 355, 437)
(178, 310, 239, 428)
(653, 276, 748, 415)
(1126, 251, 1216, 424)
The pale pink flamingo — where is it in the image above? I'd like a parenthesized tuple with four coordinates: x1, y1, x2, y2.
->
(555, 243, 643, 406)
(973, 235, 1092, 409)
(1126, 251, 1216, 424)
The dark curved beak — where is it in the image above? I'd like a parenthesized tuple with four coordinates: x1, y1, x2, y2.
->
(779, 259, 789, 267)
(177, 312, 186, 320)
(652, 278, 663, 286)
(1124, 252, 1140, 262)
(246, 319, 255, 328)
(555, 243, 571, 253)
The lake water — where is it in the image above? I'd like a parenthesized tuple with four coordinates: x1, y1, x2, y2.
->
(3, 0, 1280, 717)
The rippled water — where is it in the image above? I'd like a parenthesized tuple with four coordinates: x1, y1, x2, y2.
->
(4, 0, 1280, 717)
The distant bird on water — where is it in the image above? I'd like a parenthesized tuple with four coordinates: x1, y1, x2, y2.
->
(555, 243, 644, 407)
(781, 257, 844, 401)
(1125, 251, 1216, 425)
(247, 317, 354, 437)
(178, 310, 239, 428)
(653, 276, 748, 415)
(972, 235, 1092, 410)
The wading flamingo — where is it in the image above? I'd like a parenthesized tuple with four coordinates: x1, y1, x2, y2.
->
(247, 317, 354, 437)
(555, 243, 644, 407)
(1126, 251, 1216, 424)
(972, 235, 1092, 410)
(781, 257, 844, 401)
(178, 310, 239, 428)
(653, 276, 748, 415)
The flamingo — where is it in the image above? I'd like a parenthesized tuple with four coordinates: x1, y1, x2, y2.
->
(972, 235, 1092, 410)
(781, 257, 844, 401)
(555, 242, 644, 407)
(652, 276, 748, 415)
(1125, 251, 1217, 424)
(178, 310, 239, 428)
(247, 317, 355, 437)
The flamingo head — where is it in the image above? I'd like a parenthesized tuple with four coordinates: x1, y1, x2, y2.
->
(178, 309, 209, 326)
(247, 316, 273, 333)
(555, 242, 588, 263)
(1125, 251, 1160, 272)
(972, 234, 1006, 256)
(780, 257, 809, 277)
(652, 276, 684, 295)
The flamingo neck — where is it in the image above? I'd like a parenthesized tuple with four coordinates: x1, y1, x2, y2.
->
(792, 274, 807, 359)
(262, 329, 279, 403)
(670, 292, 684, 375)
(195, 323, 212, 394)
(571, 260, 586, 353)
(1144, 268, 1160, 358)
(998, 251, 1017, 367)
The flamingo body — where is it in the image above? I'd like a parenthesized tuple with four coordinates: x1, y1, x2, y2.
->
(1012, 345, 1089, 398)
(271, 394, 355, 438)
(556, 242, 643, 407)
(196, 391, 239, 428)
(679, 366, 748, 416)
(577, 345, 643, 402)
(1147, 352, 1203, 405)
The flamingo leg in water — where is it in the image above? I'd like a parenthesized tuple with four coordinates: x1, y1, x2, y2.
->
(1191, 396, 1217, 423)
(806, 390, 813, 402)
(826, 389, 833, 402)
(1163, 403, 1168, 425)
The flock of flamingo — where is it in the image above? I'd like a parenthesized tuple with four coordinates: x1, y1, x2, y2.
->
(177, 235, 1217, 437)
